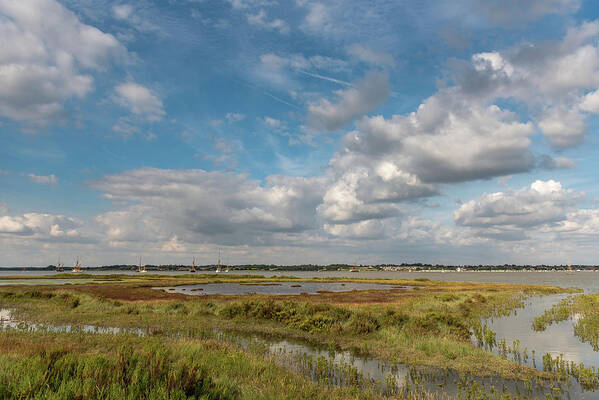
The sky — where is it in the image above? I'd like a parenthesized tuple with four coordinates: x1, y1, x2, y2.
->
(2, 0, 599, 267)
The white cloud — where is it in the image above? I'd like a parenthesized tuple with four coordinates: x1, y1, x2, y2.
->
(335, 90, 535, 184)
(580, 89, 599, 113)
(324, 220, 386, 239)
(0, 0, 127, 126)
(538, 105, 587, 149)
(0, 212, 84, 241)
(553, 209, 599, 236)
(301, 3, 333, 34)
(307, 71, 390, 131)
(161, 235, 186, 252)
(246, 9, 289, 34)
(451, 20, 599, 148)
(346, 44, 395, 68)
(225, 112, 245, 123)
(263, 116, 283, 128)
(317, 166, 435, 224)
(112, 4, 133, 20)
(114, 82, 165, 122)
(454, 180, 584, 240)
(228, 0, 276, 10)
(28, 173, 57, 184)
(314, 84, 536, 229)
(92, 168, 327, 246)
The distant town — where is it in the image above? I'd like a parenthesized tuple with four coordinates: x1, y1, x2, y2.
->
(3, 263, 597, 272)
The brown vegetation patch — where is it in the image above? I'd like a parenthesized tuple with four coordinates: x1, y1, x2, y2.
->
(24, 284, 189, 301)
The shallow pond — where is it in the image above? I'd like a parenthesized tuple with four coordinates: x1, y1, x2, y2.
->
(155, 281, 403, 295)
(482, 293, 599, 369)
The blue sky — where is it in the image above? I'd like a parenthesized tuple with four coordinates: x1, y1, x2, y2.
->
(2, 0, 599, 266)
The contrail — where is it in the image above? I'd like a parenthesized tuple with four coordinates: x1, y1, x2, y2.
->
(262, 91, 300, 109)
(296, 70, 354, 87)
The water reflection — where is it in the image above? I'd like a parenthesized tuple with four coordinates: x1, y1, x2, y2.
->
(483, 294, 599, 368)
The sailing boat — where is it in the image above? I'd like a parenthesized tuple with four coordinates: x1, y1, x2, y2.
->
(350, 260, 359, 272)
(190, 257, 197, 273)
(215, 250, 221, 273)
(137, 256, 147, 273)
(56, 257, 64, 272)
(72, 257, 83, 273)
(223, 253, 229, 273)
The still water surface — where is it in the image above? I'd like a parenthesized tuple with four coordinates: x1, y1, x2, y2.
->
(0, 269, 596, 291)
(159, 281, 403, 295)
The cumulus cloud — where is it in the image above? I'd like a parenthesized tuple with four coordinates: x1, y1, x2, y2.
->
(314, 81, 539, 228)
(335, 90, 535, 184)
(92, 168, 326, 246)
(455, 180, 584, 240)
(0, 0, 127, 126)
(307, 71, 389, 131)
(324, 220, 386, 239)
(553, 209, 599, 236)
(114, 82, 165, 121)
(28, 173, 57, 184)
(538, 105, 587, 149)
(450, 21, 599, 149)
(579, 89, 599, 113)
(317, 166, 435, 224)
(0, 212, 85, 242)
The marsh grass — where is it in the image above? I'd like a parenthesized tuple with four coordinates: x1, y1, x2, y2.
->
(0, 331, 392, 400)
(533, 294, 599, 351)
(0, 276, 571, 383)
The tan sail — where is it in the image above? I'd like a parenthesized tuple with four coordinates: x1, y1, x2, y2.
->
(138, 256, 147, 273)
(72, 257, 83, 273)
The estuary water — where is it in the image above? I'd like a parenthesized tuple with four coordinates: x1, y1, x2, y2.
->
(0, 269, 596, 291)
(158, 281, 405, 295)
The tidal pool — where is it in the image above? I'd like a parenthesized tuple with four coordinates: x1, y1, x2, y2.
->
(155, 281, 404, 295)
(482, 293, 599, 368)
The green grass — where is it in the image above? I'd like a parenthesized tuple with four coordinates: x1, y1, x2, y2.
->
(0, 331, 388, 400)
(0, 276, 570, 382)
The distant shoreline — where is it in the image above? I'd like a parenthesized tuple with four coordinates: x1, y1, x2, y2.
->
(0, 264, 595, 272)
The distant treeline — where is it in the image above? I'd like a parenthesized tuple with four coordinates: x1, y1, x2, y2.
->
(3, 263, 597, 271)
